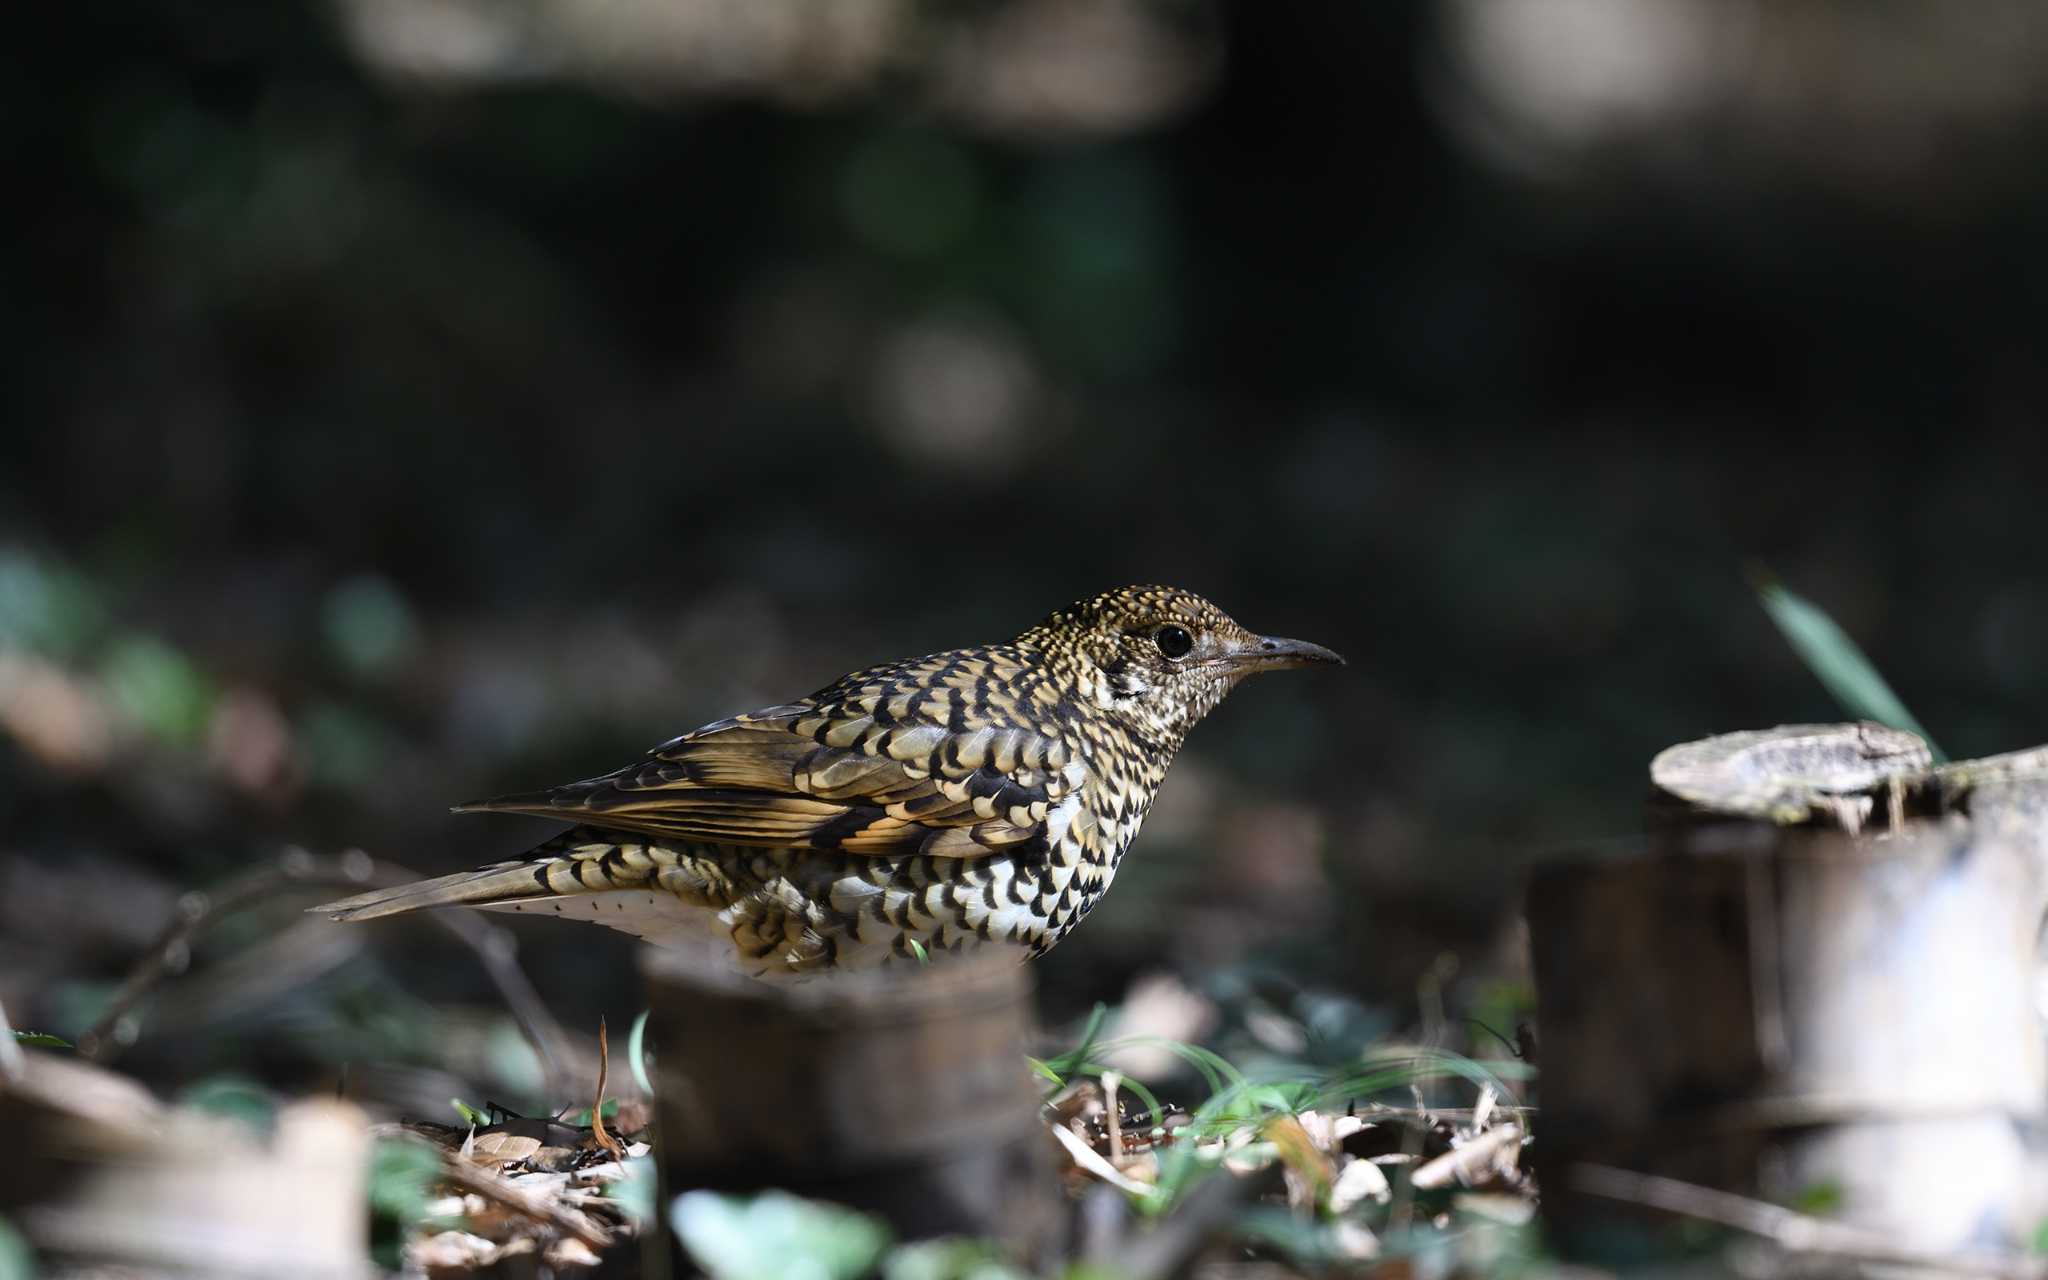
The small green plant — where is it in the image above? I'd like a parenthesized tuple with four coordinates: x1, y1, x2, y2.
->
(1032, 999, 1528, 1218)
(1028, 1003, 1167, 1129)
(9, 1030, 71, 1049)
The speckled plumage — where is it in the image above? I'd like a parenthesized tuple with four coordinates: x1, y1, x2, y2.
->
(313, 586, 1341, 979)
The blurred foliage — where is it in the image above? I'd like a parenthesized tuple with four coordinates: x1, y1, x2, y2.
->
(99, 635, 214, 747)
(319, 574, 419, 680)
(0, 1218, 29, 1280)
(605, 1155, 657, 1229)
(177, 1073, 279, 1137)
(368, 1138, 455, 1271)
(671, 1192, 1052, 1280)
(0, 551, 106, 658)
(673, 1191, 893, 1280)
(883, 1239, 1029, 1280)
(1788, 1181, 1845, 1218)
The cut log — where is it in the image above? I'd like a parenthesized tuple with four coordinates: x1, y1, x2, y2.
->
(1532, 723, 2048, 1260)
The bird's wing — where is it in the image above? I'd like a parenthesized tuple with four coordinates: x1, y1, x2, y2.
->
(455, 691, 1082, 858)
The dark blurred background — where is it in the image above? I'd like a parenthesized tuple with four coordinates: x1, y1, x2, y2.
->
(4, 0, 2045, 1101)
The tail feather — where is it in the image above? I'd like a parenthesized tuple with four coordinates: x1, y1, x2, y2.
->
(310, 859, 565, 922)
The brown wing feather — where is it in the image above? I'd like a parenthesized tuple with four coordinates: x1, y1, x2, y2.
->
(455, 689, 1075, 858)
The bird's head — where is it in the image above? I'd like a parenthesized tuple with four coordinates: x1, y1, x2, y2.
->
(1025, 585, 1344, 744)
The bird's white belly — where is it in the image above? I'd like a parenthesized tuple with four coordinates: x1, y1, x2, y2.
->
(480, 889, 728, 949)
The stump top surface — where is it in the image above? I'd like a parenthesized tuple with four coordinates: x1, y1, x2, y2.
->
(1650, 722, 1932, 825)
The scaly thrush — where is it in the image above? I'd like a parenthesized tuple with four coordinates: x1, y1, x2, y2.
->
(313, 586, 1341, 978)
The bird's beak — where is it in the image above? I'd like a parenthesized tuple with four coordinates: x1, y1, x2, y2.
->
(1223, 634, 1347, 672)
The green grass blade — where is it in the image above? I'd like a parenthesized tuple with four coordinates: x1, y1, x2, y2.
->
(1755, 577, 1945, 762)
(1038, 1003, 1111, 1082)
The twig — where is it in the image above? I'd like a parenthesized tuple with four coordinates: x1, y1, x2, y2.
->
(1408, 1122, 1520, 1190)
(1101, 1069, 1126, 1163)
(1471, 1083, 1497, 1131)
(590, 1017, 625, 1161)
(78, 847, 576, 1099)
(389, 1132, 614, 1250)
(1572, 1163, 2048, 1280)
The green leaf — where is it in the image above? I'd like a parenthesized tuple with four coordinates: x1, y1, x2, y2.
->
(1036, 1003, 1110, 1082)
(450, 1098, 486, 1128)
(628, 1008, 654, 1096)
(1755, 577, 1945, 762)
(907, 938, 930, 965)
(11, 1030, 71, 1049)
(672, 1192, 892, 1280)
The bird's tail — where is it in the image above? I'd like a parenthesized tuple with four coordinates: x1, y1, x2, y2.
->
(308, 828, 659, 922)
(310, 861, 564, 922)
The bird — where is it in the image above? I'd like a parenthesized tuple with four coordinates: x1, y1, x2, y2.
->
(312, 585, 1342, 978)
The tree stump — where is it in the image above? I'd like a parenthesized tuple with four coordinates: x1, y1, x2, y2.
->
(1530, 723, 2048, 1259)
(0, 1049, 369, 1275)
(640, 948, 1060, 1273)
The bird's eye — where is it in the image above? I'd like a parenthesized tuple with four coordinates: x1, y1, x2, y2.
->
(1154, 625, 1194, 659)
